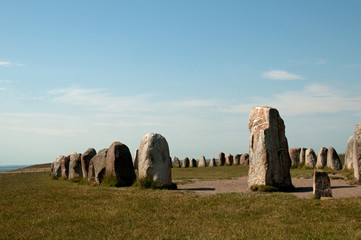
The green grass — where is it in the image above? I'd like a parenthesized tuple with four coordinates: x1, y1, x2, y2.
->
(2, 167, 361, 239)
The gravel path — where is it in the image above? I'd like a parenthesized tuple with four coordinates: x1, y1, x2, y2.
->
(177, 177, 361, 199)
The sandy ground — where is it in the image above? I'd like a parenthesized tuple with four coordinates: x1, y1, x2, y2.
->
(177, 177, 361, 199)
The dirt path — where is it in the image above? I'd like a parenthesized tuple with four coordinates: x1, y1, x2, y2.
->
(177, 177, 361, 199)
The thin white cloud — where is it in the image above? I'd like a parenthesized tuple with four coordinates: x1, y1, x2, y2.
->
(0, 88, 6, 91)
(314, 58, 326, 65)
(0, 61, 23, 67)
(0, 61, 10, 66)
(262, 70, 302, 80)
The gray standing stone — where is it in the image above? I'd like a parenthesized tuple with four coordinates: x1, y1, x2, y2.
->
(81, 148, 96, 178)
(209, 157, 216, 167)
(354, 123, 361, 181)
(61, 154, 70, 178)
(182, 157, 190, 168)
(316, 147, 328, 169)
(69, 153, 82, 180)
(313, 169, 333, 199)
(88, 148, 108, 185)
(218, 152, 225, 166)
(248, 106, 292, 189)
(198, 156, 207, 167)
(173, 157, 181, 168)
(344, 136, 354, 170)
(305, 148, 317, 168)
(299, 148, 306, 166)
(225, 154, 233, 166)
(190, 158, 197, 168)
(52, 155, 64, 177)
(137, 133, 172, 186)
(240, 153, 249, 165)
(133, 149, 139, 170)
(234, 154, 241, 165)
(289, 148, 300, 168)
(105, 141, 136, 186)
(327, 147, 342, 171)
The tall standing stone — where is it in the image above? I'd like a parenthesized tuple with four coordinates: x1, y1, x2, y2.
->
(52, 155, 64, 177)
(218, 152, 225, 166)
(313, 170, 333, 199)
(182, 157, 190, 168)
(305, 148, 317, 169)
(327, 147, 342, 171)
(81, 148, 96, 178)
(198, 156, 207, 167)
(173, 157, 181, 168)
(190, 158, 197, 167)
(248, 107, 292, 189)
(299, 148, 306, 166)
(137, 133, 172, 186)
(316, 147, 328, 169)
(105, 141, 136, 186)
(354, 123, 361, 181)
(289, 148, 301, 168)
(133, 149, 139, 170)
(88, 148, 108, 185)
(69, 152, 82, 180)
(61, 154, 70, 178)
(234, 154, 241, 165)
(225, 154, 233, 166)
(209, 157, 216, 167)
(240, 153, 249, 165)
(344, 136, 354, 170)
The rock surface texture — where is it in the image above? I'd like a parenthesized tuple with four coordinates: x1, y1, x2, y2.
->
(240, 153, 249, 165)
(69, 153, 82, 180)
(353, 123, 361, 181)
(316, 147, 328, 169)
(209, 157, 216, 167)
(248, 106, 292, 189)
(305, 148, 317, 169)
(137, 133, 172, 186)
(198, 156, 207, 167)
(218, 152, 225, 166)
(52, 156, 64, 177)
(327, 147, 342, 171)
(234, 154, 241, 165)
(299, 148, 306, 166)
(133, 149, 139, 170)
(61, 155, 70, 178)
(289, 148, 300, 167)
(81, 148, 96, 178)
(182, 157, 190, 168)
(105, 141, 136, 186)
(190, 158, 197, 168)
(173, 157, 181, 168)
(344, 136, 354, 170)
(88, 148, 108, 185)
(313, 170, 333, 199)
(225, 154, 233, 166)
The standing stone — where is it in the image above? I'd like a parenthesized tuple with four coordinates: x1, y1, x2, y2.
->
(240, 153, 249, 165)
(289, 148, 301, 168)
(173, 157, 181, 168)
(248, 106, 292, 189)
(61, 154, 70, 178)
(198, 156, 207, 167)
(69, 153, 82, 180)
(182, 157, 190, 168)
(344, 136, 354, 170)
(81, 148, 96, 178)
(234, 154, 241, 165)
(218, 152, 225, 166)
(190, 158, 197, 167)
(225, 154, 233, 166)
(299, 148, 306, 166)
(105, 141, 136, 186)
(354, 123, 361, 181)
(88, 148, 108, 185)
(209, 157, 216, 167)
(52, 155, 64, 177)
(327, 147, 342, 171)
(305, 148, 317, 168)
(316, 147, 328, 169)
(133, 149, 139, 170)
(137, 133, 172, 186)
(313, 170, 333, 199)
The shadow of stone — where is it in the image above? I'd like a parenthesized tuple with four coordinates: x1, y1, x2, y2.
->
(331, 185, 356, 189)
(292, 187, 313, 193)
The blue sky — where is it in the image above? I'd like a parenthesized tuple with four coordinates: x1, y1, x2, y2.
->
(1, 1, 361, 165)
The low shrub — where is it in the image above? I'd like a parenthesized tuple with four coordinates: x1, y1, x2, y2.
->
(134, 176, 177, 190)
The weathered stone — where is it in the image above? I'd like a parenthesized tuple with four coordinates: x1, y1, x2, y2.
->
(344, 136, 354, 170)
(218, 152, 225, 166)
(225, 154, 233, 166)
(182, 157, 190, 168)
(69, 153, 82, 180)
(305, 148, 317, 168)
(289, 148, 300, 167)
(299, 148, 306, 165)
(354, 123, 361, 181)
(198, 156, 207, 167)
(52, 156, 64, 177)
(88, 148, 108, 185)
(248, 106, 292, 189)
(209, 157, 216, 167)
(173, 157, 181, 168)
(133, 149, 139, 170)
(105, 141, 136, 186)
(234, 154, 241, 165)
(61, 154, 70, 178)
(327, 147, 342, 171)
(313, 170, 333, 199)
(137, 133, 172, 186)
(240, 153, 249, 165)
(190, 158, 197, 167)
(316, 147, 328, 169)
(81, 148, 96, 178)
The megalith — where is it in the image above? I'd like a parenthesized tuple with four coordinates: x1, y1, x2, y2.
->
(344, 136, 354, 170)
(133, 149, 139, 170)
(225, 154, 233, 166)
(69, 152, 82, 180)
(240, 153, 249, 165)
(218, 152, 225, 166)
(182, 157, 190, 168)
(190, 158, 197, 167)
(316, 147, 328, 169)
(234, 154, 241, 165)
(88, 148, 108, 185)
(198, 156, 207, 167)
(313, 169, 333, 199)
(52, 155, 64, 177)
(305, 148, 317, 168)
(299, 148, 306, 166)
(354, 123, 361, 181)
(248, 106, 292, 189)
(81, 148, 96, 178)
(289, 148, 301, 168)
(327, 147, 342, 171)
(173, 157, 181, 168)
(105, 141, 136, 186)
(209, 157, 216, 167)
(61, 154, 70, 178)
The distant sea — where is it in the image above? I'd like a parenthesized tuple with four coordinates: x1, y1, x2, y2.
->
(0, 165, 28, 172)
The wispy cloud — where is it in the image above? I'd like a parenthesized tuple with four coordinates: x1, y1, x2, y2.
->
(0, 88, 7, 91)
(262, 70, 302, 80)
(0, 61, 23, 67)
(0, 61, 11, 66)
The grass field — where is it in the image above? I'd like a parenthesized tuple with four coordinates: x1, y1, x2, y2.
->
(1, 166, 361, 239)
